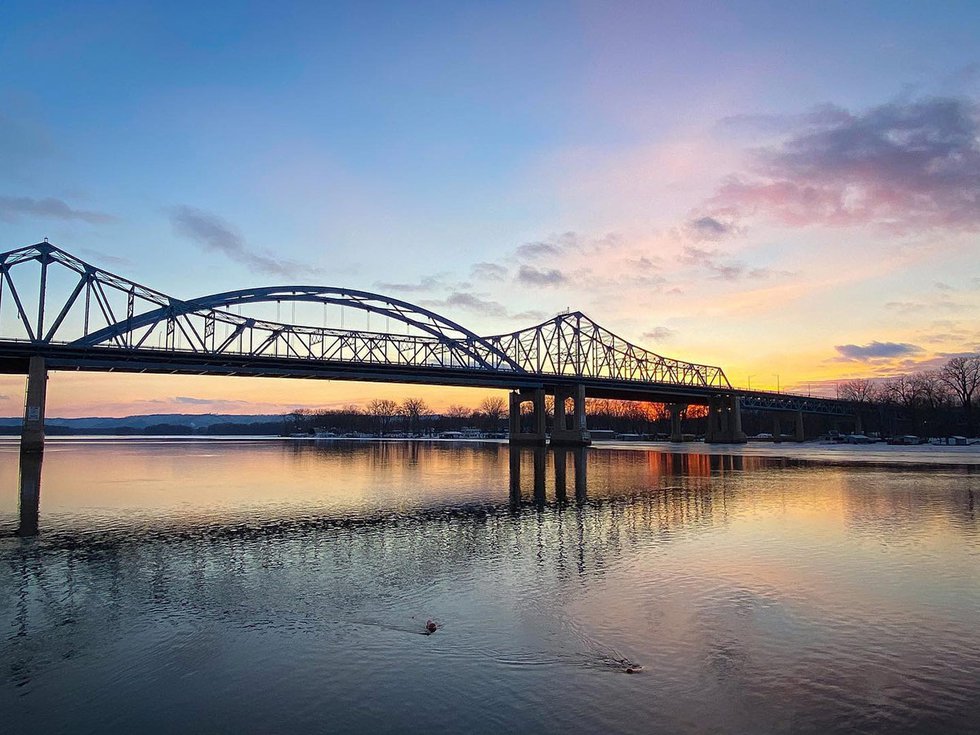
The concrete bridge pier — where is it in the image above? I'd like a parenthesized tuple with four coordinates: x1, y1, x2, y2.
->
(854, 413, 864, 435)
(509, 388, 547, 445)
(18, 356, 48, 536)
(551, 384, 590, 446)
(794, 410, 805, 442)
(669, 404, 686, 442)
(731, 397, 746, 442)
(22, 356, 47, 452)
(705, 396, 747, 444)
(704, 398, 717, 442)
(772, 415, 782, 442)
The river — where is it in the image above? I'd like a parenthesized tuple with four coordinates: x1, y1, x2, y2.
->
(2, 438, 979, 733)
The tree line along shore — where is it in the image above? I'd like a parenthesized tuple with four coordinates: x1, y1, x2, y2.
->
(1, 356, 975, 440)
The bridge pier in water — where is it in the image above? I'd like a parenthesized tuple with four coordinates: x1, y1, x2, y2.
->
(509, 388, 547, 445)
(704, 395, 747, 444)
(794, 410, 805, 442)
(18, 355, 47, 536)
(551, 384, 590, 446)
(769, 411, 805, 442)
(22, 356, 47, 452)
(669, 404, 686, 442)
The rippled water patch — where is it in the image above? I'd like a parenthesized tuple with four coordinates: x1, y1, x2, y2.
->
(2, 440, 979, 733)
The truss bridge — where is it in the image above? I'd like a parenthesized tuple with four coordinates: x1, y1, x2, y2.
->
(1, 241, 856, 453)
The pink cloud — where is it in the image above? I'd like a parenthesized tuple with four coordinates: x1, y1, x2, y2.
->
(708, 97, 980, 233)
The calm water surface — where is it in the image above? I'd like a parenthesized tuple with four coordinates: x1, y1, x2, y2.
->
(2, 439, 979, 734)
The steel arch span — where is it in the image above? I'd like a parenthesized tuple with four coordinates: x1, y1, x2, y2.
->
(0, 240, 735, 393)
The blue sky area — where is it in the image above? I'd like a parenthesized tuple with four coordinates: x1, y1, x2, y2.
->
(1, 1, 978, 415)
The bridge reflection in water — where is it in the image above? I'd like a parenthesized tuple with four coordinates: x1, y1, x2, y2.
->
(17, 449, 41, 537)
(9, 439, 773, 538)
(506, 445, 761, 510)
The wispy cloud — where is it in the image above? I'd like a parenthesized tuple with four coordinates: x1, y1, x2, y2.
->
(516, 264, 566, 286)
(511, 309, 547, 322)
(169, 205, 314, 278)
(78, 247, 133, 268)
(710, 96, 980, 232)
(420, 291, 551, 324)
(642, 326, 675, 342)
(422, 291, 508, 318)
(174, 396, 252, 407)
(718, 103, 855, 137)
(680, 245, 745, 281)
(373, 276, 445, 293)
(516, 241, 562, 259)
(679, 244, 791, 282)
(0, 195, 114, 224)
(686, 213, 741, 241)
(834, 341, 923, 361)
(470, 262, 508, 281)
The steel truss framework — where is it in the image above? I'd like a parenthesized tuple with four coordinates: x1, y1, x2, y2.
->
(739, 393, 854, 417)
(0, 242, 737, 392)
(485, 312, 730, 388)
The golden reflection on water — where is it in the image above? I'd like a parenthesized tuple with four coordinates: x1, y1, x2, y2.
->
(2, 439, 976, 546)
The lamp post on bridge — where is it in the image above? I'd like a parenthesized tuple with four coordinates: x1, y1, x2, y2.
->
(773, 374, 780, 393)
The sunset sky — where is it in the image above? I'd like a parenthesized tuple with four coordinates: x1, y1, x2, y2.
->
(1, 1, 978, 417)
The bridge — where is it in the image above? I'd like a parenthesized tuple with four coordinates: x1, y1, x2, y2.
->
(1, 241, 856, 453)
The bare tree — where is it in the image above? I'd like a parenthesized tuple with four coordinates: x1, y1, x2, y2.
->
(444, 404, 471, 430)
(912, 372, 951, 411)
(479, 395, 507, 431)
(400, 397, 431, 436)
(838, 379, 878, 403)
(883, 375, 923, 408)
(366, 398, 398, 436)
(939, 355, 980, 430)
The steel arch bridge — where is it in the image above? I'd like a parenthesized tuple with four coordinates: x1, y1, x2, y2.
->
(0, 241, 740, 397)
(0, 240, 856, 419)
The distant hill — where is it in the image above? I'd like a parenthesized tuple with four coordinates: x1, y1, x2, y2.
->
(0, 413, 283, 434)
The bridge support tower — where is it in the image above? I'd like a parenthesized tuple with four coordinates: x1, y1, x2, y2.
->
(705, 395, 747, 444)
(794, 410, 805, 442)
(669, 403, 686, 442)
(551, 384, 590, 446)
(772, 415, 782, 442)
(509, 388, 547, 445)
(18, 356, 47, 536)
(22, 356, 47, 452)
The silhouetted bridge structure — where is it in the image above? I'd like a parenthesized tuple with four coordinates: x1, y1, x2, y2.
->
(2, 241, 856, 453)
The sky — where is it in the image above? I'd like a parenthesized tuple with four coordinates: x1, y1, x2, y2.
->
(1, 0, 979, 417)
